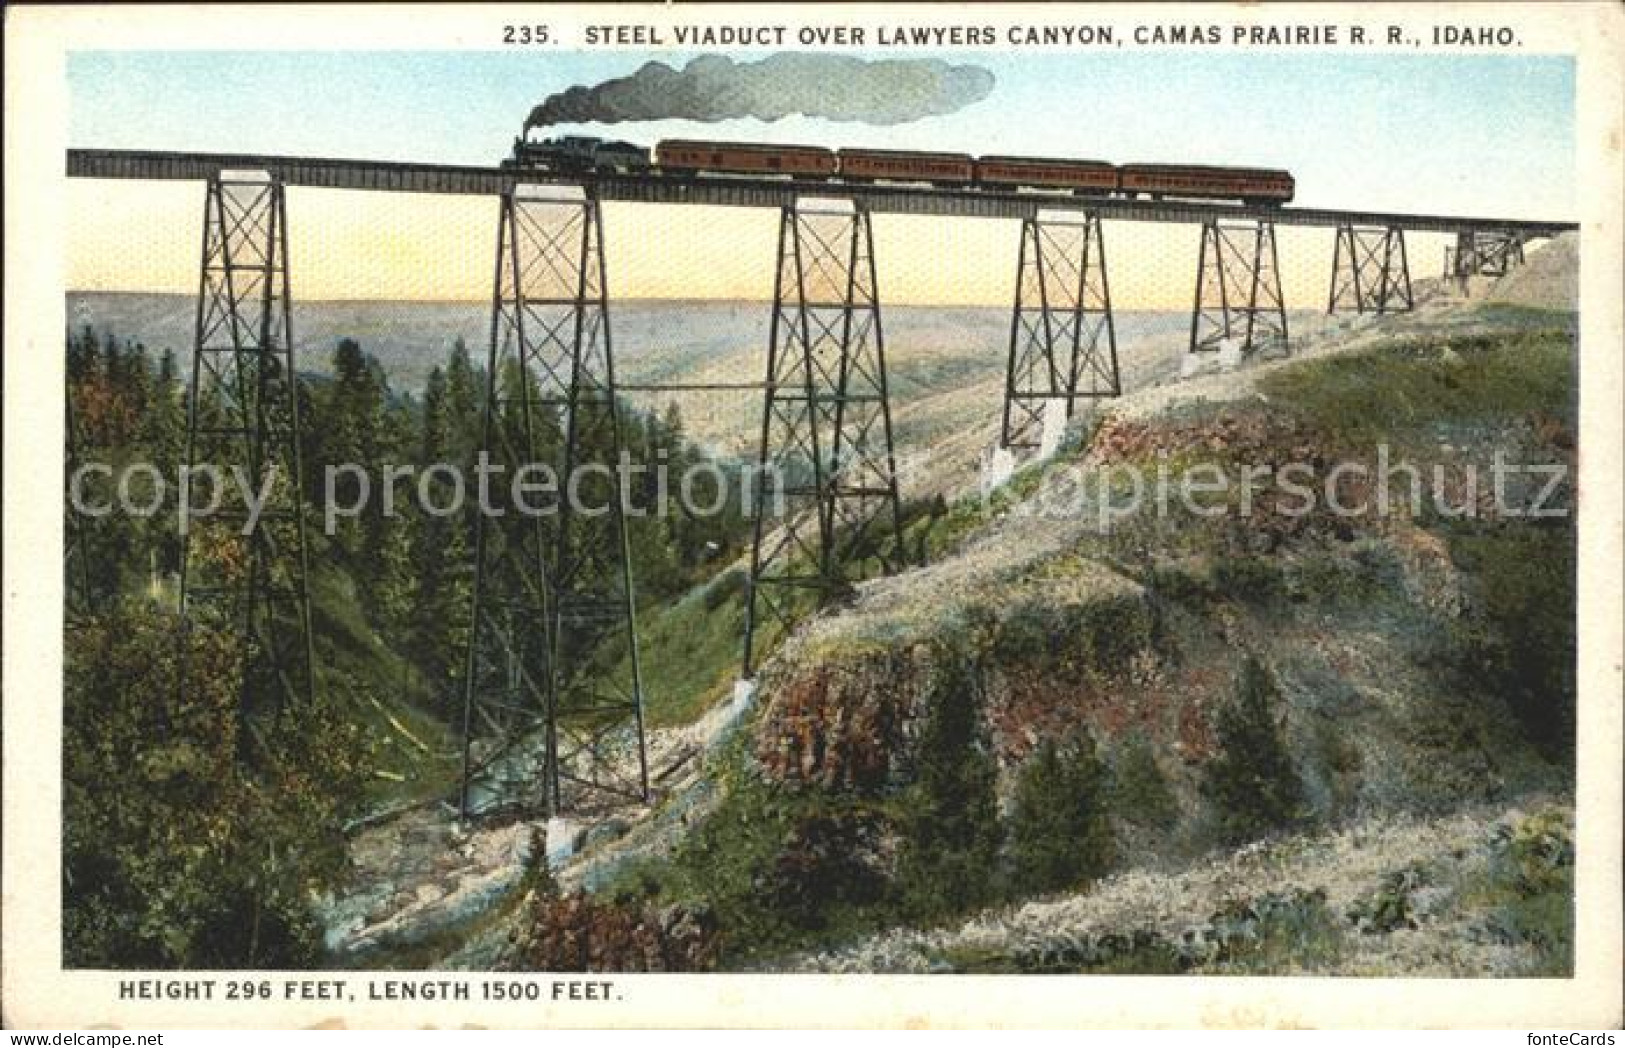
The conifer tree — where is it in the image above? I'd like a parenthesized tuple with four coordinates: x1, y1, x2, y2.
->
(1008, 732, 1116, 894)
(900, 653, 1002, 916)
(142, 347, 186, 476)
(445, 337, 483, 464)
(1202, 657, 1308, 845)
(408, 366, 472, 698)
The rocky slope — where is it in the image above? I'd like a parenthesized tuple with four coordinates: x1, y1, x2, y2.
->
(319, 234, 1579, 974)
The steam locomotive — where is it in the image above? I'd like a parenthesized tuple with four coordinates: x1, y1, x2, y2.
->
(507, 135, 651, 174)
(505, 135, 1295, 206)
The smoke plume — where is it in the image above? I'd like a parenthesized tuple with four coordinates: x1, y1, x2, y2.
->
(525, 53, 995, 130)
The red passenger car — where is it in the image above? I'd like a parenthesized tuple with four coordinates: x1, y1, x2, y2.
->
(975, 155, 1119, 194)
(1118, 164, 1295, 205)
(655, 140, 836, 178)
(837, 148, 975, 186)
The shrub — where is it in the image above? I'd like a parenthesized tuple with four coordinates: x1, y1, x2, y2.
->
(506, 892, 719, 972)
(1493, 810, 1575, 896)
(1347, 865, 1431, 934)
(1143, 561, 1215, 607)
(757, 813, 890, 930)
(1112, 734, 1179, 830)
(1201, 658, 1308, 845)
(1007, 733, 1116, 895)
(1444, 526, 1576, 760)
(993, 590, 1151, 678)
(1466, 812, 1574, 974)
(1210, 556, 1285, 604)
(1196, 888, 1342, 971)
(897, 650, 1002, 918)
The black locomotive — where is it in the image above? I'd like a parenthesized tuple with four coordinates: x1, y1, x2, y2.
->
(504, 135, 651, 174)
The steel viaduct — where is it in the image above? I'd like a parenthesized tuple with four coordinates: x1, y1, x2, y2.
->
(66, 147, 1578, 817)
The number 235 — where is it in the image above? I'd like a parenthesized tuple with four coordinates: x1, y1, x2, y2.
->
(503, 25, 550, 45)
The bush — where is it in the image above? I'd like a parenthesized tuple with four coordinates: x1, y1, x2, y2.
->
(1008, 733, 1116, 895)
(1196, 888, 1342, 971)
(757, 814, 890, 930)
(506, 892, 719, 972)
(1467, 812, 1574, 974)
(1210, 556, 1285, 604)
(1143, 561, 1215, 607)
(993, 590, 1151, 678)
(1201, 658, 1308, 845)
(1256, 327, 1574, 448)
(897, 650, 1002, 918)
(1493, 810, 1574, 896)
(1112, 734, 1178, 830)
(1444, 526, 1576, 760)
(1347, 865, 1431, 934)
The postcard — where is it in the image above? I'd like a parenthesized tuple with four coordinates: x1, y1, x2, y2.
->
(4, 1, 1621, 1030)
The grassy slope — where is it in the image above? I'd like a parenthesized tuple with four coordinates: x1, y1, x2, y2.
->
(804, 799, 1574, 977)
(620, 572, 750, 730)
(306, 560, 460, 809)
(546, 306, 1578, 974)
(1258, 320, 1574, 448)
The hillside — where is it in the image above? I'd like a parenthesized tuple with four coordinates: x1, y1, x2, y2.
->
(800, 797, 1574, 976)
(172, 233, 1584, 974)
(437, 234, 1579, 975)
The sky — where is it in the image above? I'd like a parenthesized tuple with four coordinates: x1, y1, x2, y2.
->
(66, 50, 1576, 306)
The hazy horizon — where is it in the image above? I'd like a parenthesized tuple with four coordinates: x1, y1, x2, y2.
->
(64, 290, 1230, 408)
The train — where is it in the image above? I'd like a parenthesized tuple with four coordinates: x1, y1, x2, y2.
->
(505, 135, 1295, 206)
